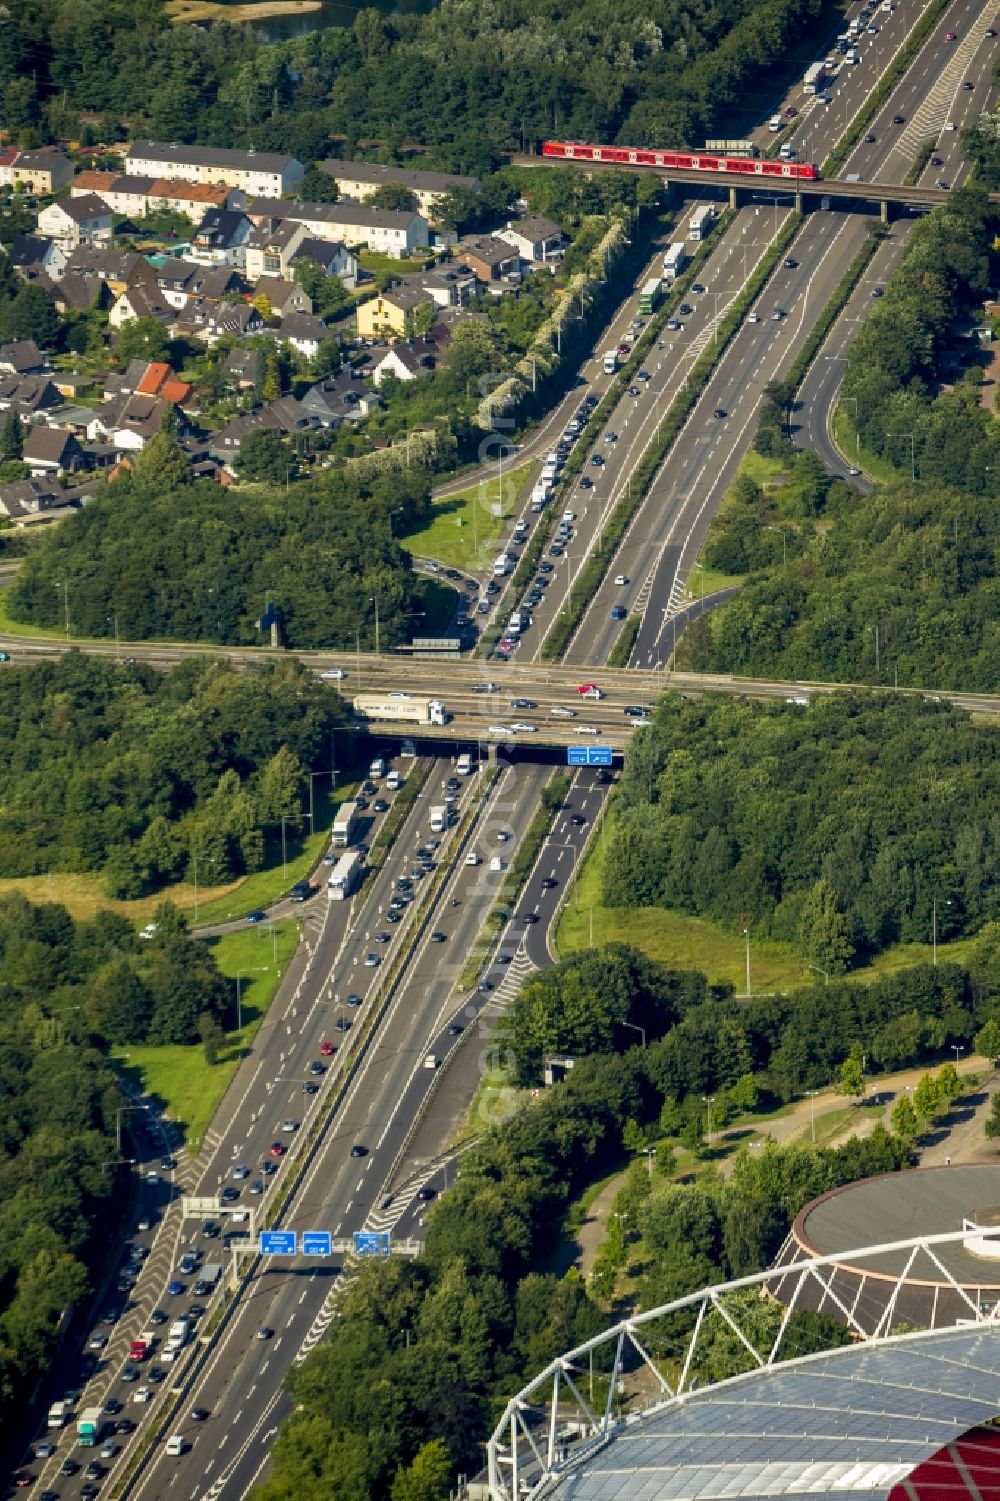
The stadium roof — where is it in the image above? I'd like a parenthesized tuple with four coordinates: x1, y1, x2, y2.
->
(549, 1328, 1000, 1501)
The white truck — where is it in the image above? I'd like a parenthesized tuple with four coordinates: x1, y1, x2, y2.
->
(456, 753, 474, 777)
(688, 205, 713, 241)
(430, 805, 447, 834)
(531, 481, 552, 512)
(662, 241, 688, 279)
(353, 696, 448, 726)
(166, 1318, 189, 1353)
(602, 349, 620, 374)
(327, 849, 362, 900)
(48, 1400, 69, 1429)
(332, 800, 360, 848)
(803, 61, 826, 93)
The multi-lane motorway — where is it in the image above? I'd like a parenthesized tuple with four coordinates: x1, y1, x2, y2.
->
(14, 0, 1000, 1494)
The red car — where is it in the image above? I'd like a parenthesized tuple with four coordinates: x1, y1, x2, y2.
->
(784, 106, 797, 118)
(269, 1142, 285, 1157)
(319, 1041, 334, 1056)
(576, 683, 604, 699)
(14, 1475, 33, 1489)
(946, 29, 956, 39)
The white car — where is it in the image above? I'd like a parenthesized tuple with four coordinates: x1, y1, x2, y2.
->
(748, 311, 761, 323)
(510, 722, 537, 733)
(577, 726, 600, 736)
(550, 706, 576, 718)
(488, 724, 514, 735)
(614, 575, 629, 586)
(496, 831, 511, 843)
(89, 1333, 108, 1350)
(318, 668, 345, 680)
(388, 691, 411, 699)
(133, 1387, 151, 1404)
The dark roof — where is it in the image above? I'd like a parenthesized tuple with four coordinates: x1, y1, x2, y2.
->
(0, 340, 47, 374)
(128, 141, 301, 175)
(278, 312, 329, 343)
(193, 207, 251, 246)
(459, 235, 519, 266)
(24, 426, 76, 463)
(55, 272, 109, 312)
(292, 236, 346, 266)
(58, 193, 112, 223)
(247, 197, 423, 231)
(504, 214, 562, 243)
(8, 234, 56, 269)
(320, 158, 478, 194)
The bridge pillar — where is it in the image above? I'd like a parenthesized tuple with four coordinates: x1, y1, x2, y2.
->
(729, 185, 738, 210)
(794, 191, 803, 214)
(880, 198, 891, 224)
(484, 741, 499, 765)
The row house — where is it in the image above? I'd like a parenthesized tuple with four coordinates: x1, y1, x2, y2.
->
(318, 158, 479, 225)
(36, 194, 113, 253)
(244, 197, 429, 258)
(125, 141, 304, 199)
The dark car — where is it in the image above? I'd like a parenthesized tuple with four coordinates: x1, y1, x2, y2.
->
(579, 475, 593, 489)
(60, 1464, 79, 1479)
(783, 258, 797, 269)
(149, 1308, 167, 1325)
(611, 606, 627, 620)
(309, 1060, 325, 1075)
(713, 407, 726, 419)
(303, 1082, 319, 1095)
(541, 876, 557, 889)
(590, 453, 604, 466)
(167, 1280, 185, 1296)
(373, 798, 389, 812)
(188, 1304, 206, 1319)
(521, 912, 539, 924)
(447, 1023, 464, 1036)
(892, 113, 905, 124)
(115, 1420, 135, 1435)
(346, 992, 363, 1006)
(191, 1407, 210, 1422)
(417, 1186, 436, 1202)
(351, 1144, 368, 1157)
(335, 1017, 351, 1032)
(245, 909, 266, 925)
(570, 813, 586, 826)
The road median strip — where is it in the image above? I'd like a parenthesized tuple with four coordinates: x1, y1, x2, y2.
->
(542, 214, 802, 661)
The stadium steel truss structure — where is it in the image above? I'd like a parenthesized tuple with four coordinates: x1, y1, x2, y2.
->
(487, 1230, 1000, 1501)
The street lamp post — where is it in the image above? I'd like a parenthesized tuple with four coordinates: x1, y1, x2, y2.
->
(764, 525, 788, 567)
(370, 595, 380, 658)
(842, 396, 860, 456)
(808, 1090, 819, 1145)
(743, 926, 751, 998)
(932, 896, 952, 966)
(620, 1020, 646, 1048)
(115, 1104, 148, 1155)
(235, 968, 270, 1031)
(702, 1094, 715, 1141)
(953, 1044, 964, 1067)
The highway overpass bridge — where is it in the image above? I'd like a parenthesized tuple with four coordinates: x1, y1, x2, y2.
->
(4, 633, 1000, 750)
(509, 153, 991, 220)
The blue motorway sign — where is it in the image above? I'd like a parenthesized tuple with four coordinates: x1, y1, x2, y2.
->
(567, 745, 613, 767)
(302, 1231, 332, 1257)
(354, 1230, 391, 1257)
(259, 1229, 297, 1255)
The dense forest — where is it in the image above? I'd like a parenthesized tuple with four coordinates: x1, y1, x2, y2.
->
(2, 0, 827, 173)
(254, 932, 986, 1500)
(7, 449, 427, 651)
(0, 654, 347, 897)
(601, 694, 1000, 969)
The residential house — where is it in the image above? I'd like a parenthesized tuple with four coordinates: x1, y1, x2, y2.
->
(88, 392, 183, 453)
(457, 235, 520, 282)
(51, 270, 112, 316)
(151, 259, 244, 310)
(13, 149, 74, 195)
(244, 198, 429, 258)
(61, 248, 146, 299)
(0, 341, 49, 376)
(81, 173, 155, 220)
(243, 218, 309, 283)
(253, 277, 312, 317)
(49, 371, 97, 401)
(277, 312, 330, 362)
(223, 345, 264, 391)
(0, 374, 63, 418)
(23, 426, 83, 476)
(190, 208, 253, 267)
(299, 373, 380, 427)
(290, 238, 358, 288)
(319, 159, 479, 224)
(108, 277, 173, 328)
(8, 234, 67, 282)
(369, 342, 435, 386)
(36, 195, 113, 253)
(0, 146, 22, 188)
(146, 178, 233, 224)
(498, 215, 564, 263)
(125, 141, 304, 199)
(70, 170, 120, 201)
(408, 266, 475, 308)
(207, 397, 318, 466)
(196, 302, 265, 345)
(134, 361, 193, 406)
(0, 476, 62, 517)
(357, 282, 435, 341)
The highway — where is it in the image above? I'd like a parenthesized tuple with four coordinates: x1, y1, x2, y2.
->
(14, 0, 1000, 1492)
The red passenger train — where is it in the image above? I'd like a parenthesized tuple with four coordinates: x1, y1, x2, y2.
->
(542, 140, 821, 181)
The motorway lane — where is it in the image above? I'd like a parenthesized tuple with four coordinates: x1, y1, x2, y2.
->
(27, 760, 469, 1499)
(132, 762, 552, 1500)
(793, 4, 999, 475)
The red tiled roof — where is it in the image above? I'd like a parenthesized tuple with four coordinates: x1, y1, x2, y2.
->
(136, 361, 170, 396)
(160, 378, 192, 404)
(72, 170, 118, 193)
(148, 178, 229, 205)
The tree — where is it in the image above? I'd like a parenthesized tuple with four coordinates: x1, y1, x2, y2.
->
(0, 282, 60, 346)
(390, 1440, 451, 1501)
(799, 879, 854, 974)
(116, 317, 169, 364)
(913, 1072, 942, 1122)
(234, 429, 293, 485)
(200, 1011, 224, 1065)
(975, 1018, 1000, 1064)
(299, 167, 339, 203)
(407, 299, 436, 339)
(366, 182, 419, 213)
(130, 431, 191, 492)
(891, 1095, 918, 1143)
(252, 292, 273, 323)
(986, 1095, 1000, 1139)
(0, 410, 23, 460)
(838, 1054, 865, 1101)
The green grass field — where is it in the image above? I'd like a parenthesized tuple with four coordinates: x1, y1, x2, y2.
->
(832, 404, 902, 486)
(403, 463, 532, 572)
(557, 806, 977, 991)
(0, 584, 73, 639)
(113, 920, 299, 1150)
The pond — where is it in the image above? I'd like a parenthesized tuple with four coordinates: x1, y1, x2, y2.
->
(256, 0, 434, 41)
